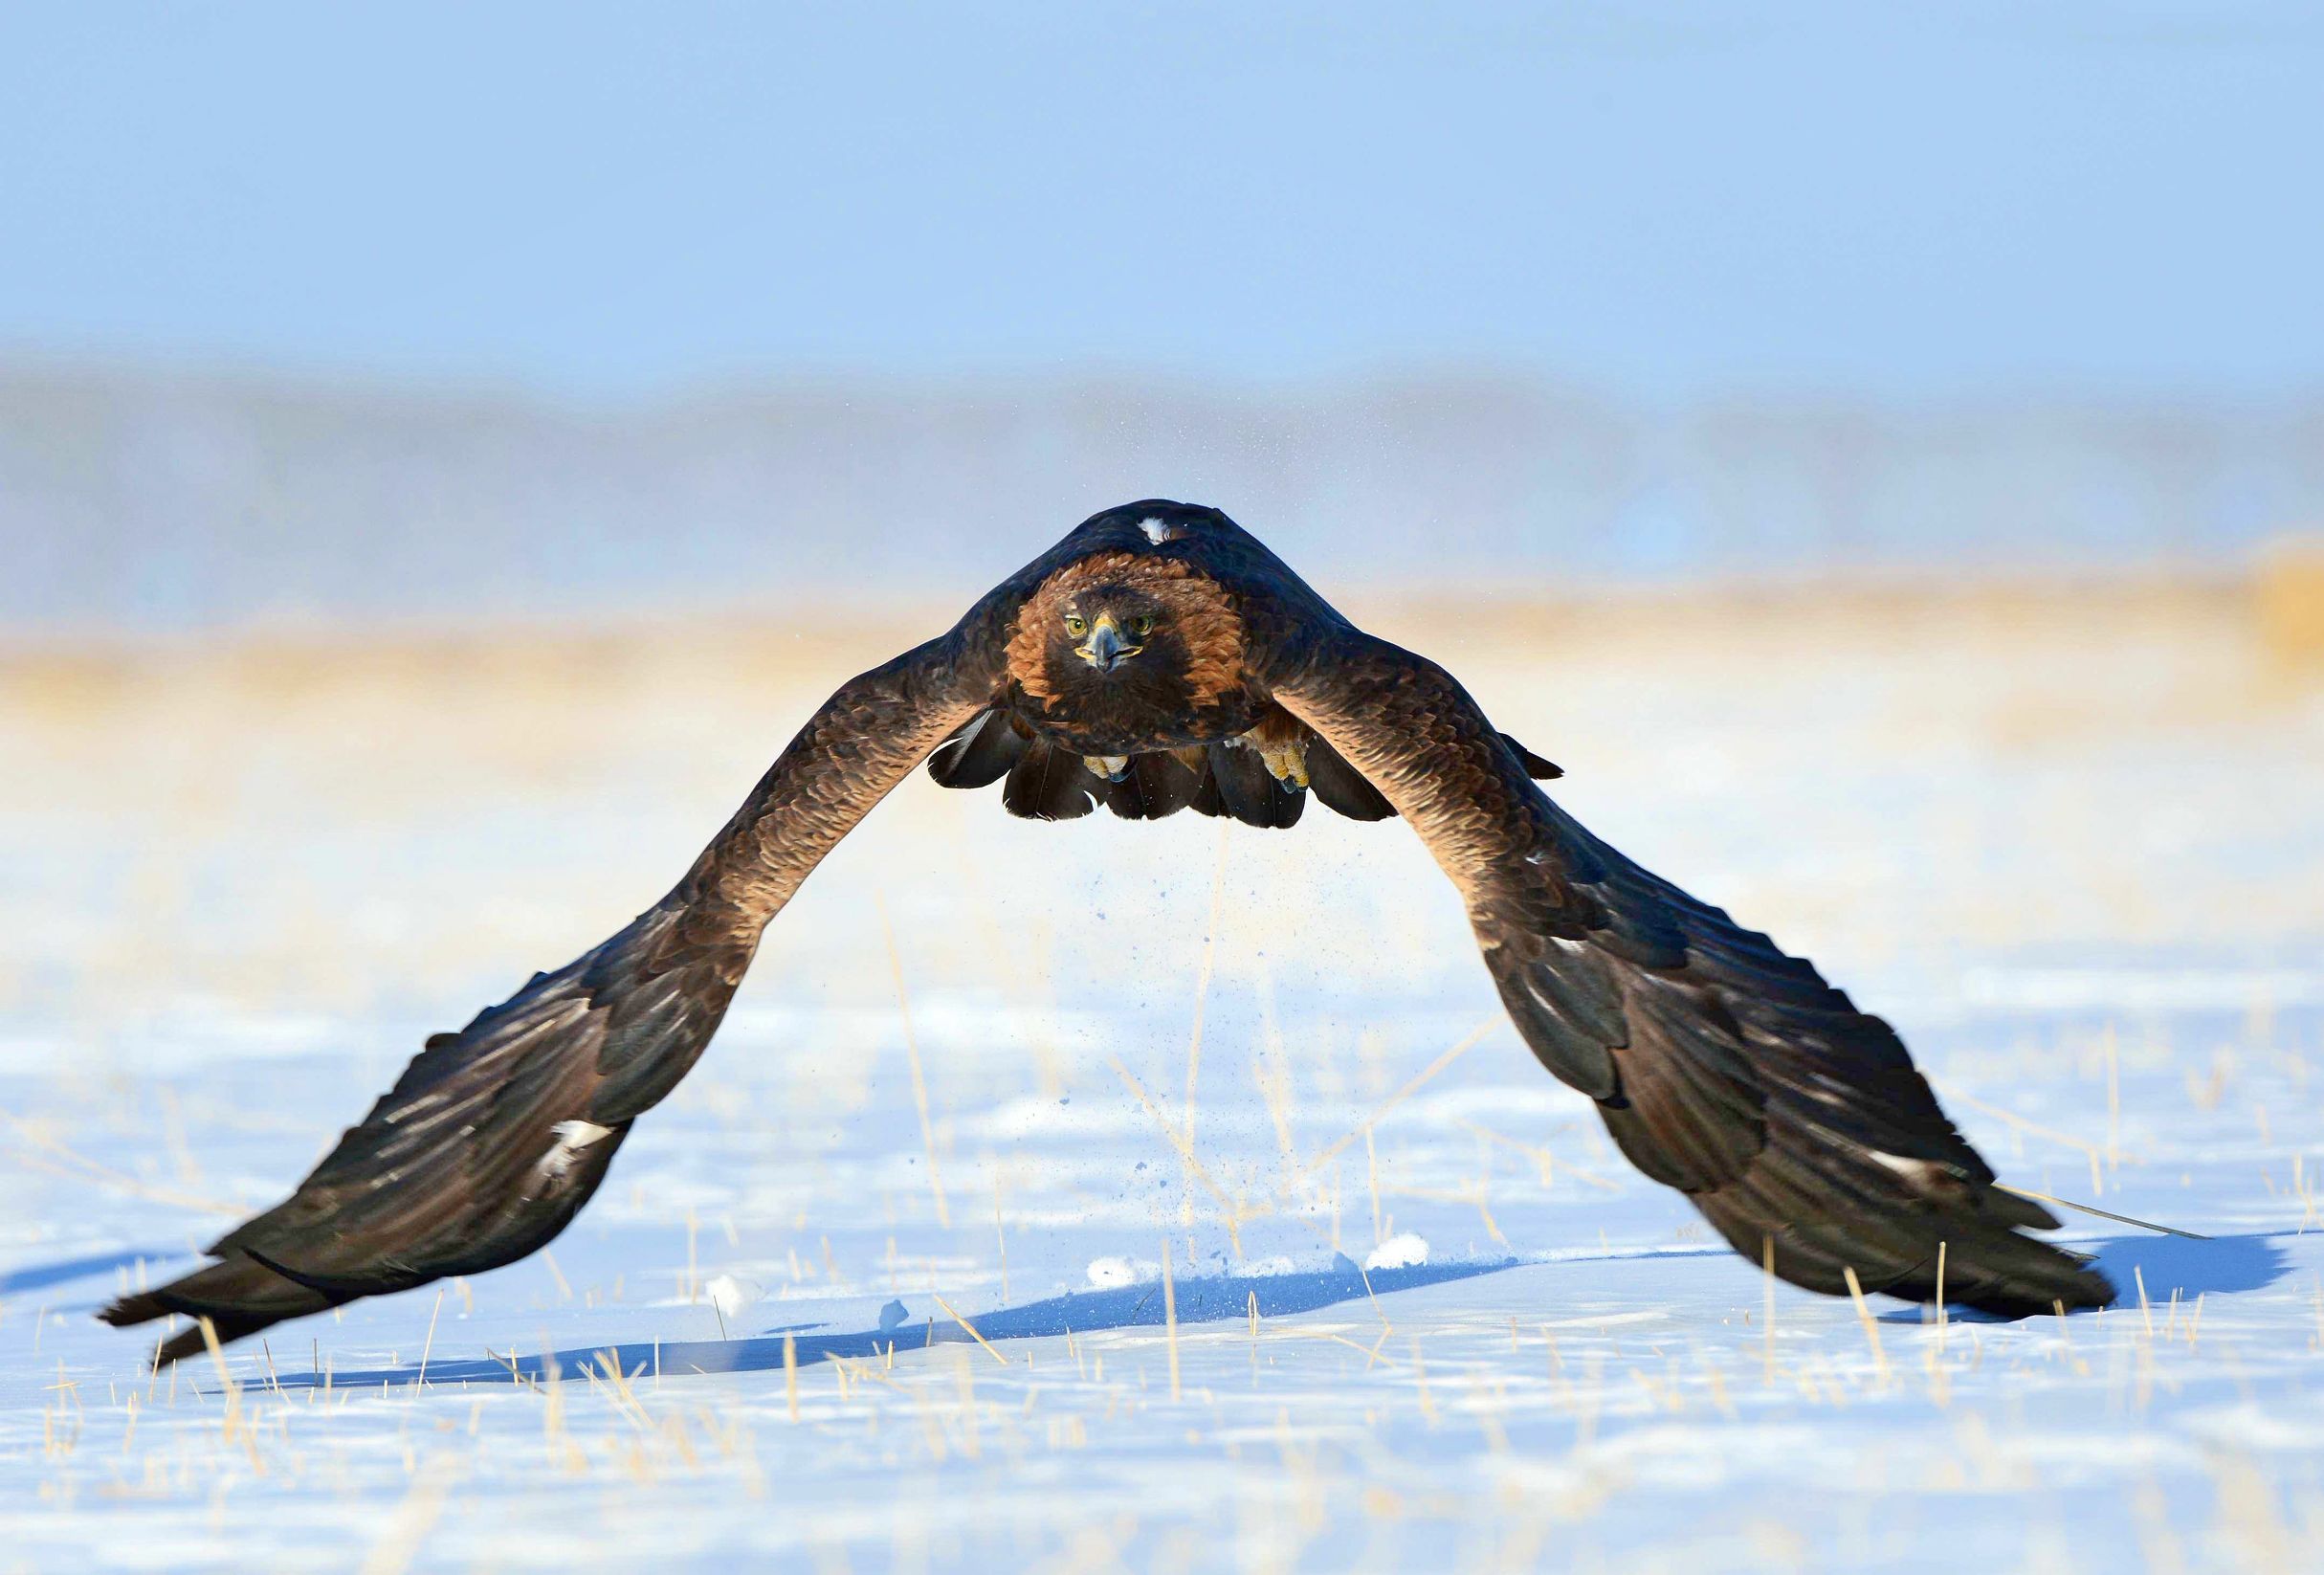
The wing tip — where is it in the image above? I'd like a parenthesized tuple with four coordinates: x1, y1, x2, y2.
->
(98, 1290, 169, 1330)
(1951, 1254, 2120, 1317)
(1501, 732, 1562, 780)
(96, 1253, 338, 1365)
(1890, 1229, 2121, 1318)
(928, 709, 1027, 790)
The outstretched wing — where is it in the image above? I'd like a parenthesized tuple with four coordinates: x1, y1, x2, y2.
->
(1272, 629, 2114, 1315)
(105, 634, 992, 1363)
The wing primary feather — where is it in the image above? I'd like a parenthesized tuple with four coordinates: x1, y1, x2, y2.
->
(1203, 740, 1305, 828)
(1004, 739, 1100, 820)
(1307, 734, 1397, 819)
(1101, 750, 1203, 819)
(1501, 733, 1563, 779)
(928, 709, 1026, 788)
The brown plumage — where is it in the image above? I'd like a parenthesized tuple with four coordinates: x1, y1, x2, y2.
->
(104, 499, 2111, 1365)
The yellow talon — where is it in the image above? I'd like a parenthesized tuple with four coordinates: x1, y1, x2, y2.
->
(1250, 732, 1309, 788)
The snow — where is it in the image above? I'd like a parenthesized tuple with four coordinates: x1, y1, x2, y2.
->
(702, 1276, 762, 1322)
(1, 589, 2319, 1571)
(1363, 1232, 1429, 1271)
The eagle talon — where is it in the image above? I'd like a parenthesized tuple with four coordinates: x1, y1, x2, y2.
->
(1247, 731, 1309, 789)
(1086, 754, 1131, 782)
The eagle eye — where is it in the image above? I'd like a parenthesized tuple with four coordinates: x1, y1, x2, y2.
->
(1130, 614, 1155, 637)
(1064, 614, 1087, 637)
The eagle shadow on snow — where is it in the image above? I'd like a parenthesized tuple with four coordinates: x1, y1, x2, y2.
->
(289, 1256, 1523, 1390)
(0, 1248, 159, 1298)
(55, 1231, 2292, 1376)
(1877, 1232, 2292, 1323)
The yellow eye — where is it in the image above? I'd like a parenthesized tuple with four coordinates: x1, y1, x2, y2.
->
(1131, 615, 1154, 636)
(1064, 614, 1087, 637)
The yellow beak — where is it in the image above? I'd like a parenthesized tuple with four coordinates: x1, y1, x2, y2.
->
(1075, 612, 1141, 671)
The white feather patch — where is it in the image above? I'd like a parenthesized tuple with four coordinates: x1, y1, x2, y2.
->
(535, 1119, 615, 1185)
(1139, 517, 1176, 543)
(1867, 1149, 1943, 1189)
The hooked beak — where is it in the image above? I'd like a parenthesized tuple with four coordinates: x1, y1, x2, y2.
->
(1075, 612, 1141, 671)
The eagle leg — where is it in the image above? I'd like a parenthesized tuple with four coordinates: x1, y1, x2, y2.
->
(1242, 715, 1310, 788)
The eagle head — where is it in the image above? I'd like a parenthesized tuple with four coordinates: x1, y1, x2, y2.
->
(1007, 552, 1246, 718)
(1056, 588, 1167, 675)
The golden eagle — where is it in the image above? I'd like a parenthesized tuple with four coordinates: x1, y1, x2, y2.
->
(105, 500, 2114, 1364)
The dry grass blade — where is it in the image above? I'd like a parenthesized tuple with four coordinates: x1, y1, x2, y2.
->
(1182, 820, 1229, 1153)
(1107, 1055, 1241, 1221)
(0, 1107, 243, 1216)
(359, 1454, 461, 1575)
(1760, 1235, 1777, 1385)
(416, 1289, 444, 1389)
(1842, 1266, 1891, 1388)
(1295, 1016, 1502, 1182)
(933, 1295, 1011, 1366)
(1162, 1237, 1182, 1403)
(197, 1317, 242, 1440)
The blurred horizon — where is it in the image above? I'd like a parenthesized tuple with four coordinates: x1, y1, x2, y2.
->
(5, 355, 2320, 634)
(4, 3, 2320, 632)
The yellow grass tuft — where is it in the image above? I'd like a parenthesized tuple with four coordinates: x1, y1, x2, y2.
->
(932, 1295, 1009, 1367)
(1842, 1266, 1892, 1389)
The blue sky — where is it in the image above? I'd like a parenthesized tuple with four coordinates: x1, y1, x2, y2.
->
(2, 2, 2318, 401)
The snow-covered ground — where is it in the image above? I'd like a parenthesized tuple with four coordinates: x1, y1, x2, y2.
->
(2, 584, 2319, 1571)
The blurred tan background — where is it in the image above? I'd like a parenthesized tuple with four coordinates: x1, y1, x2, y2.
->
(10, 566, 2321, 1032)
(5, 0, 2321, 1056)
